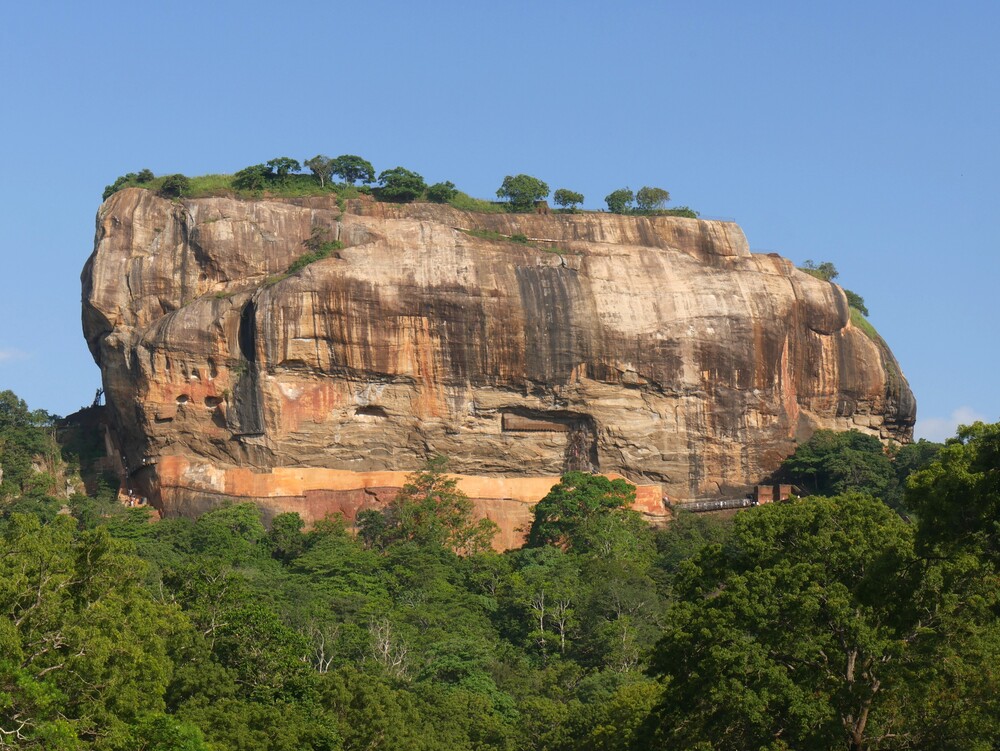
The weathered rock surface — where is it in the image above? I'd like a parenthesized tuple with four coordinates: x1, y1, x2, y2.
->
(82, 189, 915, 542)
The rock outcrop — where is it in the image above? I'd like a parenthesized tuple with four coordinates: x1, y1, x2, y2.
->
(82, 189, 915, 544)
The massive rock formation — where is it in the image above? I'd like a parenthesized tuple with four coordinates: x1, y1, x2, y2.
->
(82, 189, 914, 543)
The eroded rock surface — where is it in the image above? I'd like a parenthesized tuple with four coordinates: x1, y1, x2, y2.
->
(82, 189, 915, 541)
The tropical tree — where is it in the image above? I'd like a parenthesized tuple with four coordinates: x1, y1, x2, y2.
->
(232, 164, 271, 192)
(779, 428, 897, 501)
(426, 181, 458, 203)
(527, 471, 636, 550)
(102, 170, 154, 200)
(303, 155, 334, 187)
(908, 421, 1000, 562)
(159, 174, 190, 198)
(331, 154, 376, 185)
(845, 289, 869, 316)
(641, 494, 1000, 751)
(377, 167, 426, 202)
(0, 514, 188, 748)
(266, 157, 301, 179)
(604, 188, 634, 214)
(496, 174, 549, 212)
(509, 546, 581, 656)
(359, 456, 497, 554)
(800, 259, 839, 281)
(553, 188, 584, 212)
(0, 391, 55, 501)
(635, 186, 670, 211)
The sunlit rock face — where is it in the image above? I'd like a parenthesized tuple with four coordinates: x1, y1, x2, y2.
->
(82, 189, 915, 544)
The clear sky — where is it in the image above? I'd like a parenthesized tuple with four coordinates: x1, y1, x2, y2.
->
(1, 1, 997, 441)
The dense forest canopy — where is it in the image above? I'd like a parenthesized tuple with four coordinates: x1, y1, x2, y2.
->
(1, 389, 998, 750)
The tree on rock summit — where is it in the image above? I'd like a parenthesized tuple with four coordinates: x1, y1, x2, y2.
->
(496, 174, 549, 212)
(331, 155, 376, 186)
(635, 186, 670, 211)
(553, 188, 584, 212)
(604, 188, 634, 214)
(377, 167, 426, 202)
(304, 155, 335, 187)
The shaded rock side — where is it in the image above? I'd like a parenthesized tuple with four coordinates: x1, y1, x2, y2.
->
(82, 189, 915, 535)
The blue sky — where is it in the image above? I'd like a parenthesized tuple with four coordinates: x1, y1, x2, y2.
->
(1, 1, 997, 441)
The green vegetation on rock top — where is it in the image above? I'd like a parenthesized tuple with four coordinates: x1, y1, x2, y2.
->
(102, 159, 700, 217)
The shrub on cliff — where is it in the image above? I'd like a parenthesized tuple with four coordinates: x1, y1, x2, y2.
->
(376, 166, 426, 202)
(426, 181, 458, 203)
(159, 173, 191, 198)
(496, 174, 549, 212)
(845, 289, 869, 316)
(604, 187, 634, 214)
(799, 259, 839, 281)
(286, 227, 343, 273)
(266, 157, 302, 185)
(231, 159, 303, 193)
(232, 163, 271, 192)
(102, 169, 154, 200)
(553, 188, 584, 212)
(331, 154, 376, 186)
(304, 154, 334, 187)
(635, 186, 670, 211)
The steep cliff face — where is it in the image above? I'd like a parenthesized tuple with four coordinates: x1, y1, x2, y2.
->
(82, 189, 915, 539)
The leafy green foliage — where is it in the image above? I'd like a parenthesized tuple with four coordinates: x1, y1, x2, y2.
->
(426, 180, 458, 203)
(653, 509, 734, 579)
(496, 174, 549, 212)
(376, 166, 426, 202)
(100, 163, 705, 222)
(360, 456, 498, 555)
(4, 383, 997, 749)
(286, 226, 343, 274)
(908, 421, 1000, 560)
(643, 494, 1000, 750)
(447, 191, 509, 213)
(634, 186, 670, 211)
(662, 205, 699, 218)
(159, 173, 191, 198)
(0, 514, 185, 749)
(0, 391, 57, 503)
(102, 169, 155, 200)
(231, 163, 271, 192)
(527, 472, 636, 550)
(779, 428, 895, 499)
(265, 158, 301, 186)
(799, 259, 839, 281)
(845, 287, 869, 316)
(552, 188, 584, 211)
(330, 154, 375, 185)
(604, 188, 634, 214)
(778, 428, 944, 514)
(892, 438, 942, 489)
(303, 154, 334, 187)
